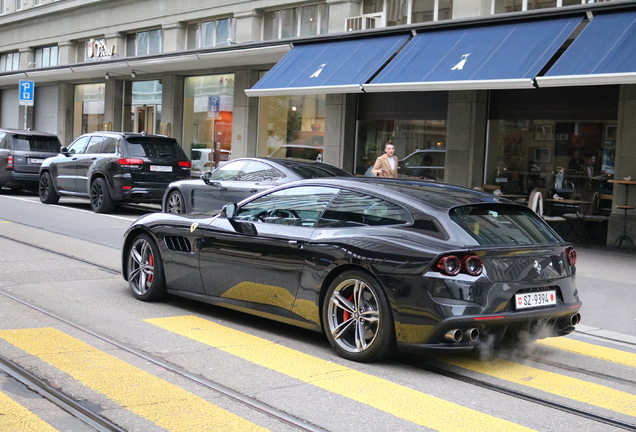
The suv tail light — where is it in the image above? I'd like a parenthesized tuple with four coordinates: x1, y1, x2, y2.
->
(6, 155, 13, 169)
(435, 253, 483, 277)
(178, 160, 192, 168)
(117, 158, 144, 167)
(565, 246, 577, 267)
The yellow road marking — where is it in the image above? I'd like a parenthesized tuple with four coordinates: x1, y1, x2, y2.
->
(147, 315, 536, 432)
(443, 356, 636, 417)
(537, 337, 636, 368)
(0, 328, 268, 432)
(0, 390, 58, 432)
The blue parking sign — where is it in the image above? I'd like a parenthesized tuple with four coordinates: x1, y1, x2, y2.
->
(19, 80, 34, 106)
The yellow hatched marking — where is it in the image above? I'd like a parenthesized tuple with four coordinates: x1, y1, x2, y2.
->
(0, 328, 268, 432)
(444, 357, 636, 417)
(537, 337, 636, 368)
(146, 315, 536, 432)
(0, 390, 59, 432)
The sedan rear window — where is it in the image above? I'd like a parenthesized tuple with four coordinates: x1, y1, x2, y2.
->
(450, 204, 559, 245)
(12, 135, 60, 152)
(126, 137, 183, 159)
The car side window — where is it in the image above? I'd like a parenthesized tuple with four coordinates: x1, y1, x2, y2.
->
(235, 186, 338, 227)
(210, 160, 247, 181)
(85, 136, 104, 153)
(238, 161, 281, 182)
(0, 133, 6, 149)
(317, 190, 410, 227)
(101, 137, 117, 153)
(67, 136, 90, 155)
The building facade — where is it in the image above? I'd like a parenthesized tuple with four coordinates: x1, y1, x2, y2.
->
(1, 0, 635, 245)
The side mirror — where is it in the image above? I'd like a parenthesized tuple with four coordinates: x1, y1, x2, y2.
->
(60, 146, 69, 156)
(201, 171, 212, 184)
(222, 203, 237, 219)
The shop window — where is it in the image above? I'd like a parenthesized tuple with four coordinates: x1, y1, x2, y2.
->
(359, 0, 451, 26)
(126, 29, 163, 57)
(527, 0, 558, 10)
(187, 18, 236, 49)
(14, 0, 21, 10)
(183, 74, 234, 172)
(131, 80, 162, 134)
(263, 3, 329, 40)
(34, 46, 59, 68)
(74, 83, 105, 138)
(257, 93, 325, 162)
(0, 52, 20, 71)
(485, 120, 616, 198)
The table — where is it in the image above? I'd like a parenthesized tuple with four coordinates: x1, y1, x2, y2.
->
(608, 180, 636, 249)
(497, 193, 529, 203)
(546, 198, 594, 243)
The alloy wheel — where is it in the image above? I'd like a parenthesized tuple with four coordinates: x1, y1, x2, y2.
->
(128, 237, 155, 296)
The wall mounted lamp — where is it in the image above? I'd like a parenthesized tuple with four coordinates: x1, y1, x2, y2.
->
(131, 71, 137, 79)
(104, 73, 110, 80)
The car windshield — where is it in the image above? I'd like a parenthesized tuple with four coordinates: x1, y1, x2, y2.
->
(12, 135, 60, 152)
(126, 137, 183, 159)
(450, 204, 560, 246)
(290, 164, 351, 178)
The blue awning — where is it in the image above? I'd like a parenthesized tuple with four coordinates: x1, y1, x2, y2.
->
(364, 16, 582, 93)
(537, 10, 636, 87)
(245, 34, 409, 97)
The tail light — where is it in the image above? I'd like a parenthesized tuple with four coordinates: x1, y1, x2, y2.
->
(117, 158, 144, 167)
(435, 253, 483, 277)
(565, 246, 577, 267)
(7, 155, 13, 169)
(178, 161, 192, 169)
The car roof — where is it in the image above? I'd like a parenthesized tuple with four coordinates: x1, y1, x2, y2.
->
(225, 157, 351, 174)
(79, 131, 175, 140)
(0, 128, 59, 137)
(283, 177, 502, 211)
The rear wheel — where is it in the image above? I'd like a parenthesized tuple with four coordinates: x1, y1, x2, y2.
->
(90, 177, 115, 213)
(126, 234, 166, 301)
(39, 172, 60, 204)
(166, 190, 185, 214)
(322, 270, 396, 362)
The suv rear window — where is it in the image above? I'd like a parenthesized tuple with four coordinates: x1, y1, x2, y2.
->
(450, 204, 559, 245)
(125, 137, 184, 159)
(12, 134, 60, 152)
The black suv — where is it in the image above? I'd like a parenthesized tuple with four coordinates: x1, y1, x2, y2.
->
(0, 129, 61, 192)
(39, 132, 191, 213)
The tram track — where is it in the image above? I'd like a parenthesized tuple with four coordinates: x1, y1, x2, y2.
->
(1, 231, 635, 431)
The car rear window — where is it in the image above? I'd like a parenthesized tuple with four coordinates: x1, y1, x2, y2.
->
(125, 137, 184, 159)
(450, 204, 560, 245)
(12, 135, 60, 152)
(290, 165, 351, 178)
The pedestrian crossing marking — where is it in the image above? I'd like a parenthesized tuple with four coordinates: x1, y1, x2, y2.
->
(0, 328, 269, 432)
(442, 356, 636, 417)
(0, 390, 58, 432)
(146, 315, 537, 432)
(537, 337, 636, 368)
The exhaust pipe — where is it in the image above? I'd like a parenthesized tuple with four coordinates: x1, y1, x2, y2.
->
(444, 329, 463, 343)
(466, 328, 480, 342)
(570, 313, 581, 326)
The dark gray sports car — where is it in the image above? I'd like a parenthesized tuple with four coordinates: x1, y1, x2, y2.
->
(123, 178, 580, 362)
(162, 157, 352, 214)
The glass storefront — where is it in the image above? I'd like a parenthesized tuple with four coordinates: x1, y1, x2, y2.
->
(73, 83, 105, 138)
(131, 80, 162, 134)
(257, 94, 325, 161)
(183, 74, 234, 172)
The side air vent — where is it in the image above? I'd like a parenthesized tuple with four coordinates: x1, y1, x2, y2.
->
(164, 236, 192, 253)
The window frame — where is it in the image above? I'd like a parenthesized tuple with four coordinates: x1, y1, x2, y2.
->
(262, 2, 329, 40)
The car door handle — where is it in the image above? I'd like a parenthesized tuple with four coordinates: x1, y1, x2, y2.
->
(249, 189, 257, 193)
(288, 240, 304, 249)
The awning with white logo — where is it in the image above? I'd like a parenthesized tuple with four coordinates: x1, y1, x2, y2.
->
(363, 16, 582, 93)
(536, 10, 636, 87)
(244, 34, 410, 97)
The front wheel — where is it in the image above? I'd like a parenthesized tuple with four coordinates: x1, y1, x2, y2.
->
(126, 234, 166, 301)
(90, 177, 115, 213)
(39, 172, 60, 204)
(322, 270, 396, 362)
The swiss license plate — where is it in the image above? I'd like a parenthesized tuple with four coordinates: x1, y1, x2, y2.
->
(515, 290, 556, 310)
(150, 165, 172, 172)
(30, 158, 44, 164)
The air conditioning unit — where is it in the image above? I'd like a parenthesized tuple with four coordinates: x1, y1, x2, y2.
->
(345, 14, 380, 32)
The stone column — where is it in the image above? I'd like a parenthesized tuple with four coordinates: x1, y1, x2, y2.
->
(57, 83, 75, 143)
(326, 0, 363, 34)
(235, 10, 263, 43)
(233, 69, 261, 158)
(105, 32, 126, 59)
(445, 90, 488, 188)
(325, 93, 357, 171)
(163, 23, 186, 53)
(58, 41, 77, 65)
(161, 74, 185, 143)
(19, 47, 34, 69)
(104, 79, 124, 132)
(451, 0, 492, 19)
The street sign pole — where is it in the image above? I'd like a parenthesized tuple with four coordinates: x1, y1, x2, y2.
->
(19, 80, 35, 130)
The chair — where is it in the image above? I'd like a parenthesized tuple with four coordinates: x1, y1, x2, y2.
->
(562, 192, 609, 244)
(527, 189, 566, 228)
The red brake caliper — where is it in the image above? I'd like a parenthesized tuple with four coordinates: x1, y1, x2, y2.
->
(147, 254, 154, 283)
(342, 294, 354, 321)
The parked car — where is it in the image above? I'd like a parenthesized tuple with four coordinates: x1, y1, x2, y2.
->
(163, 157, 351, 214)
(39, 132, 191, 213)
(191, 148, 231, 172)
(0, 129, 61, 192)
(269, 144, 323, 161)
(123, 178, 580, 362)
